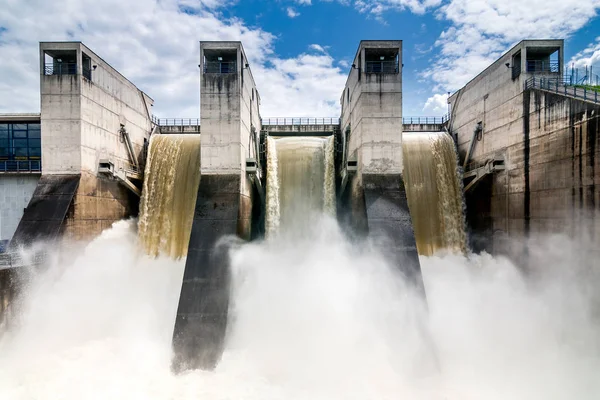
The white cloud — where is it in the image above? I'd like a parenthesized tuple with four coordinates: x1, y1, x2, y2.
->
(309, 44, 327, 53)
(0, 0, 347, 118)
(253, 52, 347, 117)
(569, 36, 600, 69)
(286, 7, 300, 18)
(421, 0, 600, 94)
(422, 93, 449, 114)
(296, 0, 312, 4)
(351, 0, 442, 15)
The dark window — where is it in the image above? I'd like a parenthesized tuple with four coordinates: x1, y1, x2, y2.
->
(0, 122, 42, 171)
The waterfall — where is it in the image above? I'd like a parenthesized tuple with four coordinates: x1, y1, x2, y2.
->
(402, 132, 466, 256)
(265, 136, 281, 238)
(138, 134, 201, 258)
(265, 136, 335, 235)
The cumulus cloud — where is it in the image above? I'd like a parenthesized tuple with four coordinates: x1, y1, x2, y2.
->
(352, 0, 442, 15)
(569, 36, 600, 69)
(0, 0, 347, 118)
(423, 0, 600, 93)
(422, 93, 449, 114)
(286, 7, 300, 18)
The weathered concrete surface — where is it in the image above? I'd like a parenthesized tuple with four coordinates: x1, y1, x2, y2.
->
(159, 125, 201, 134)
(363, 174, 422, 288)
(403, 123, 445, 132)
(337, 41, 423, 292)
(62, 171, 136, 241)
(449, 40, 600, 255)
(341, 41, 403, 175)
(172, 174, 242, 372)
(173, 41, 261, 371)
(263, 124, 338, 135)
(39, 42, 153, 241)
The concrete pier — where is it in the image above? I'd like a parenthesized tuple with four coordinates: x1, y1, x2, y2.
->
(338, 41, 422, 288)
(449, 39, 600, 256)
(172, 41, 262, 372)
(8, 42, 154, 247)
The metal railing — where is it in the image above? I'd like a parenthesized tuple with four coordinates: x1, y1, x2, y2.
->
(83, 66, 92, 80)
(365, 60, 399, 74)
(402, 115, 449, 125)
(44, 63, 77, 76)
(261, 117, 340, 126)
(524, 77, 599, 103)
(0, 160, 41, 173)
(525, 60, 559, 74)
(152, 117, 200, 126)
(204, 61, 237, 74)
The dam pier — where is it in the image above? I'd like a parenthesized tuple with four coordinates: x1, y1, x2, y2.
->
(0, 38, 598, 374)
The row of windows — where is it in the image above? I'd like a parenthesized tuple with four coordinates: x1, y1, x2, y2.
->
(0, 123, 41, 161)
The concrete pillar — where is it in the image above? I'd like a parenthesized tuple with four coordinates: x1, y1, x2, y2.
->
(172, 41, 262, 372)
(30, 42, 154, 244)
(339, 41, 423, 289)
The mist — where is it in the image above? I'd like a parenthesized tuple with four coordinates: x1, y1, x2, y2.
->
(0, 218, 598, 399)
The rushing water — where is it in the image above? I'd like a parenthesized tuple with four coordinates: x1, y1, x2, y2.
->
(265, 136, 335, 235)
(1, 131, 598, 399)
(138, 134, 201, 258)
(0, 220, 598, 399)
(403, 132, 467, 256)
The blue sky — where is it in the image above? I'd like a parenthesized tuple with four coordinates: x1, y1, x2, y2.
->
(1, 0, 599, 118)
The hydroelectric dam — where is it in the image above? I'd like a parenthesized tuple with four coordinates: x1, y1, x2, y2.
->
(0, 39, 599, 397)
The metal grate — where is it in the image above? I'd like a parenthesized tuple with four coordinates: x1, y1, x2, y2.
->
(204, 61, 237, 74)
(365, 60, 399, 74)
(44, 63, 77, 76)
(0, 160, 41, 173)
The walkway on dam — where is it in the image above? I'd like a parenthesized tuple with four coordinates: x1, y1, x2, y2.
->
(151, 116, 449, 135)
(525, 77, 600, 105)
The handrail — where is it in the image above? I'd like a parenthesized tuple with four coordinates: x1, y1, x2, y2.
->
(261, 117, 340, 126)
(44, 63, 77, 76)
(0, 160, 42, 173)
(524, 77, 599, 104)
(525, 60, 560, 74)
(204, 61, 237, 74)
(402, 115, 449, 124)
(365, 60, 399, 74)
(152, 117, 200, 126)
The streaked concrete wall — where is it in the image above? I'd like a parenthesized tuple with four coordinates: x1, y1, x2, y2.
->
(340, 40, 403, 176)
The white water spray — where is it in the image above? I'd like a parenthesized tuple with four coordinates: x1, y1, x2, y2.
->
(265, 136, 280, 237)
(0, 219, 598, 399)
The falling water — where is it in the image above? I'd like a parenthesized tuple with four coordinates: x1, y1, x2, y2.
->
(403, 132, 467, 256)
(265, 136, 335, 234)
(138, 134, 201, 258)
(265, 136, 280, 237)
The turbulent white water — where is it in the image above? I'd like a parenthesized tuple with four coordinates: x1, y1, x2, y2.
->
(1, 219, 599, 399)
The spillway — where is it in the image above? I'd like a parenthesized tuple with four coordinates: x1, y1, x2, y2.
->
(402, 132, 467, 256)
(138, 134, 201, 258)
(265, 136, 335, 235)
